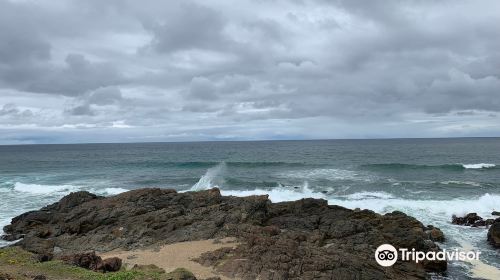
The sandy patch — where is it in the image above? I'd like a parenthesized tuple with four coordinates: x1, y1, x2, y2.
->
(100, 238, 238, 280)
(457, 239, 500, 280)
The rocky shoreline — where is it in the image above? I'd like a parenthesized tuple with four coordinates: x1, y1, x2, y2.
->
(452, 212, 500, 248)
(2, 188, 448, 279)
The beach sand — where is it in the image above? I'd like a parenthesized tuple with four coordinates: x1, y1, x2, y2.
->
(99, 237, 239, 280)
(458, 240, 500, 280)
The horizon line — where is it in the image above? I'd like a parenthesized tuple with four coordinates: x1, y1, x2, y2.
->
(1, 136, 499, 147)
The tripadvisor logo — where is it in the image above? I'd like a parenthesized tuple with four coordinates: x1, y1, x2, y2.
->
(375, 244, 398, 267)
(374, 244, 481, 267)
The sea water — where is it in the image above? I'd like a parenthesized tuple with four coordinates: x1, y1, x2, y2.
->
(0, 138, 499, 278)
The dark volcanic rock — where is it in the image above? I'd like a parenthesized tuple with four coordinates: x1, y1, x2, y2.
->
(425, 225, 445, 242)
(97, 257, 122, 272)
(452, 213, 482, 226)
(3, 188, 446, 279)
(17, 236, 54, 261)
(60, 252, 103, 271)
(452, 213, 496, 228)
(492, 211, 500, 216)
(59, 252, 122, 272)
(488, 218, 500, 248)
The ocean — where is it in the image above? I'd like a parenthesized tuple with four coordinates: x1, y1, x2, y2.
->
(0, 138, 499, 278)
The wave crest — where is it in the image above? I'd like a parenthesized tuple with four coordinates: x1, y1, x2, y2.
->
(13, 182, 79, 194)
(361, 163, 497, 171)
(191, 162, 227, 191)
(462, 163, 496, 169)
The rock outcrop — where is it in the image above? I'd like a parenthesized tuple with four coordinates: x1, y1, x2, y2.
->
(452, 213, 495, 227)
(487, 218, 500, 248)
(3, 188, 446, 279)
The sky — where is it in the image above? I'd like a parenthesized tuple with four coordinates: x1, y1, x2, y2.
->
(1, 0, 500, 144)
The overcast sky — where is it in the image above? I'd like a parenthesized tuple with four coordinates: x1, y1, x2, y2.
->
(1, 0, 500, 144)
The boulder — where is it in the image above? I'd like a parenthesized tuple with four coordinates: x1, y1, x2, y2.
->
(492, 211, 500, 216)
(452, 213, 482, 226)
(487, 219, 500, 248)
(97, 257, 122, 272)
(60, 252, 102, 271)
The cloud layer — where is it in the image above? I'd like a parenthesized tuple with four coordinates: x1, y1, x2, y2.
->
(1, 0, 500, 144)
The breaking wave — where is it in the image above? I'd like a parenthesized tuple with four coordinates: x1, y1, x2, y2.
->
(191, 162, 227, 191)
(221, 181, 326, 202)
(13, 182, 79, 194)
(462, 163, 496, 169)
(361, 163, 497, 171)
(220, 185, 499, 220)
(98, 187, 129, 195)
(277, 168, 373, 181)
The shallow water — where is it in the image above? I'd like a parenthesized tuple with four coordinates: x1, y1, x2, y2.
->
(0, 138, 499, 278)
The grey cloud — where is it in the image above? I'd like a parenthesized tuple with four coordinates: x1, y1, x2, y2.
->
(0, 1, 51, 64)
(87, 87, 124, 105)
(422, 70, 500, 113)
(67, 104, 95, 116)
(26, 54, 124, 96)
(219, 75, 251, 94)
(0, 104, 33, 119)
(189, 77, 217, 100)
(1, 0, 500, 143)
(144, 2, 228, 53)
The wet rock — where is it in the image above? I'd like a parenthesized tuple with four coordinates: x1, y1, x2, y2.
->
(425, 225, 445, 242)
(452, 213, 482, 226)
(472, 220, 486, 227)
(452, 213, 496, 229)
(422, 258, 447, 272)
(492, 211, 500, 216)
(487, 218, 500, 248)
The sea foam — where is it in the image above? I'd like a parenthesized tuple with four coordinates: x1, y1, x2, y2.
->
(221, 181, 326, 202)
(218, 185, 499, 219)
(462, 163, 496, 169)
(191, 162, 227, 191)
(278, 168, 366, 181)
(13, 182, 79, 194)
(99, 187, 129, 195)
